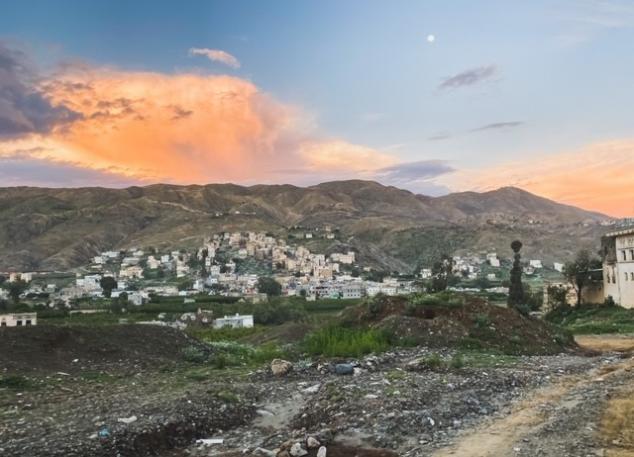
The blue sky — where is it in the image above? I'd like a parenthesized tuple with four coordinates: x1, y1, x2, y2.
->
(0, 1, 633, 214)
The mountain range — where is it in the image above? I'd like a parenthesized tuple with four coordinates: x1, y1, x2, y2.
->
(0, 180, 612, 272)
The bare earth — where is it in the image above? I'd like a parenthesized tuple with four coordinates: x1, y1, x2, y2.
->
(432, 335, 634, 457)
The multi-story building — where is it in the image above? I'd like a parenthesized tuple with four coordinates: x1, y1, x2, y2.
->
(602, 228, 634, 308)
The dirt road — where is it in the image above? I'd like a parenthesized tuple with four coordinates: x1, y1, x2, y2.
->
(432, 335, 634, 457)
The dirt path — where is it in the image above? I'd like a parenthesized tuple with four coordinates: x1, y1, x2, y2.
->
(432, 337, 634, 457)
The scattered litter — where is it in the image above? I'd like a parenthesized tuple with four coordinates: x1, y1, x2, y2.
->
(335, 363, 354, 375)
(196, 438, 224, 446)
(117, 415, 137, 425)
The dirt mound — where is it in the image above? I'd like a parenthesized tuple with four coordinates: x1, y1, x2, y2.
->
(0, 324, 205, 374)
(341, 295, 575, 355)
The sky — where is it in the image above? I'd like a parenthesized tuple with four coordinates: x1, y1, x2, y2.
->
(0, 0, 633, 216)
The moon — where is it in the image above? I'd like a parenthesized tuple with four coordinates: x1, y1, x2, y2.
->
(427, 34, 435, 43)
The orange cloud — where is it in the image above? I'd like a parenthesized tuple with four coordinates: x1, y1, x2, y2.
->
(30, 66, 395, 185)
(446, 140, 634, 217)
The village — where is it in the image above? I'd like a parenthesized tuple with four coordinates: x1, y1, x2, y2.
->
(0, 228, 578, 325)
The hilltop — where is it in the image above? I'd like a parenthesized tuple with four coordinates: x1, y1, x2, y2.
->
(0, 181, 611, 271)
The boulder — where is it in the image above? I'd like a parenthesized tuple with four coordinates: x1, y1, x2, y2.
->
(289, 442, 308, 456)
(306, 436, 320, 448)
(271, 359, 293, 376)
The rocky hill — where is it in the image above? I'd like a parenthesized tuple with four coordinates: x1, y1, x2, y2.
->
(0, 180, 611, 271)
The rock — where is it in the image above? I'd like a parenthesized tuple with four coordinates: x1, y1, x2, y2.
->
(317, 446, 327, 457)
(271, 359, 293, 376)
(255, 448, 277, 457)
(306, 436, 320, 448)
(289, 442, 308, 456)
(302, 384, 320, 394)
(316, 428, 334, 444)
(335, 363, 354, 375)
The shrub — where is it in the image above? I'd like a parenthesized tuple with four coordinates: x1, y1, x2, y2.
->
(303, 326, 390, 357)
(254, 299, 306, 325)
(181, 345, 208, 364)
(450, 353, 465, 369)
(366, 294, 386, 316)
(418, 353, 444, 370)
(0, 375, 31, 389)
(474, 313, 491, 328)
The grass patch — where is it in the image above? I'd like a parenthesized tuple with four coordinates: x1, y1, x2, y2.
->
(186, 325, 261, 342)
(303, 325, 390, 357)
(546, 305, 634, 334)
(0, 375, 33, 390)
(601, 389, 634, 449)
(205, 341, 291, 369)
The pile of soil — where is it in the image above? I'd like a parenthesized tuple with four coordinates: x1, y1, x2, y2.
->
(341, 295, 576, 355)
(0, 324, 206, 374)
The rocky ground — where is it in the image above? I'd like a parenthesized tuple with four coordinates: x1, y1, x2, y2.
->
(2, 329, 633, 457)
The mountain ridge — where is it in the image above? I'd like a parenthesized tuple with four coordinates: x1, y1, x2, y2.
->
(0, 180, 611, 271)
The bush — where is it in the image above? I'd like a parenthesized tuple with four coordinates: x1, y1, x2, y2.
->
(417, 353, 444, 370)
(474, 313, 491, 328)
(450, 353, 465, 369)
(181, 345, 208, 364)
(366, 294, 386, 316)
(303, 326, 390, 357)
(0, 375, 32, 389)
(254, 299, 306, 325)
(409, 292, 463, 308)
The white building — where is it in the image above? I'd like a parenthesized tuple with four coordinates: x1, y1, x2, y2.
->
(553, 262, 565, 273)
(487, 253, 500, 268)
(0, 313, 37, 327)
(213, 314, 254, 329)
(9, 272, 33, 283)
(529, 259, 543, 269)
(603, 228, 634, 308)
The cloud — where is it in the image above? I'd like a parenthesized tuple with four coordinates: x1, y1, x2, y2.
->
(0, 44, 81, 137)
(556, 0, 634, 45)
(0, 148, 146, 187)
(373, 160, 455, 195)
(444, 139, 634, 217)
(188, 48, 241, 68)
(428, 133, 452, 141)
(438, 65, 497, 90)
(0, 45, 398, 188)
(471, 121, 523, 132)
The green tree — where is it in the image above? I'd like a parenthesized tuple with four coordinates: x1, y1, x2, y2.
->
(429, 254, 453, 293)
(99, 276, 118, 298)
(200, 248, 209, 278)
(507, 240, 524, 309)
(564, 250, 602, 306)
(3, 279, 28, 305)
(257, 276, 282, 296)
(177, 279, 193, 291)
(111, 292, 127, 314)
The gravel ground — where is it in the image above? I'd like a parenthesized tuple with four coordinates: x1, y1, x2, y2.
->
(2, 344, 631, 457)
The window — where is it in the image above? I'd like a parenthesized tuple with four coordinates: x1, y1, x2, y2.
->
(631, 250, 634, 261)
(25, 320, 32, 326)
(16, 320, 22, 326)
(0, 322, 6, 327)
(631, 273, 634, 281)
(623, 251, 628, 261)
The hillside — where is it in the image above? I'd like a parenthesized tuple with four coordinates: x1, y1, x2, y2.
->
(0, 181, 611, 271)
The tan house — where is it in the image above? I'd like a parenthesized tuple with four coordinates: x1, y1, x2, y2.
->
(0, 313, 37, 327)
(602, 227, 634, 309)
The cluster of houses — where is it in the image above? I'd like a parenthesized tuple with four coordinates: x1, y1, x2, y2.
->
(4, 228, 634, 322)
(1, 231, 420, 308)
(419, 252, 561, 283)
